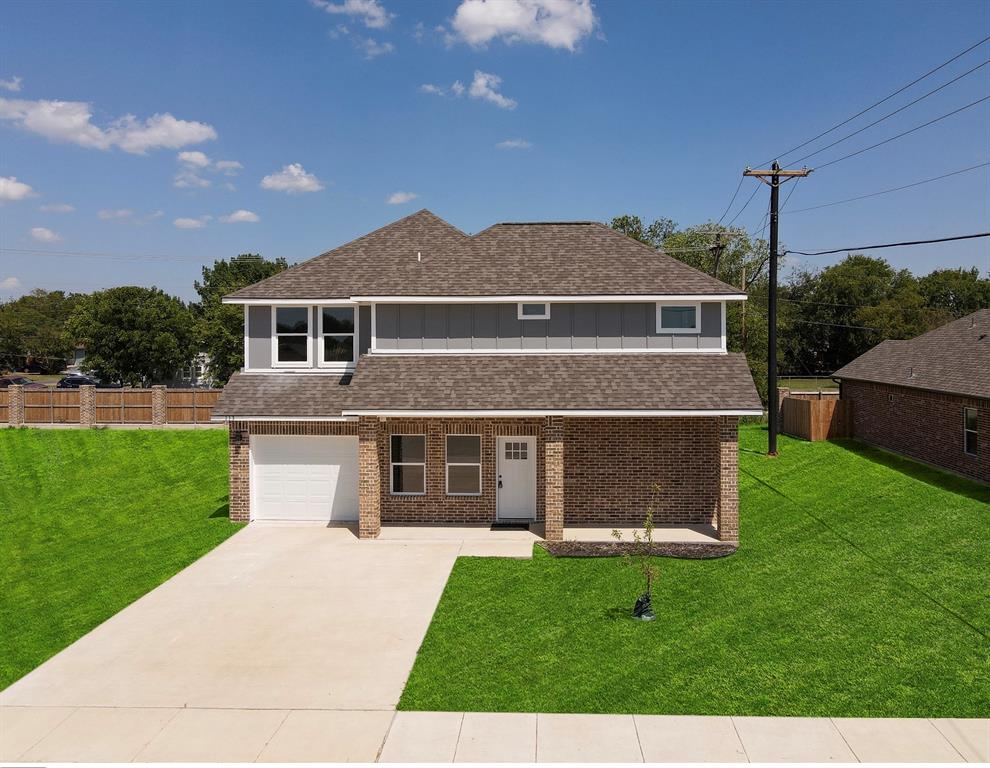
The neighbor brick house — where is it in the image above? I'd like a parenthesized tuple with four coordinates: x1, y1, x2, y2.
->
(833, 309, 989, 483)
(213, 210, 762, 539)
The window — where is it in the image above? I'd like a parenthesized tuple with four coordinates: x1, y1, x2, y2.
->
(517, 302, 550, 320)
(964, 407, 978, 456)
(446, 435, 481, 495)
(273, 306, 311, 365)
(657, 301, 700, 333)
(391, 434, 426, 494)
(319, 306, 356, 366)
(504, 441, 528, 460)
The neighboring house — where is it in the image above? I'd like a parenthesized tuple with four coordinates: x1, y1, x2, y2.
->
(213, 210, 762, 540)
(833, 309, 989, 483)
(68, 346, 214, 387)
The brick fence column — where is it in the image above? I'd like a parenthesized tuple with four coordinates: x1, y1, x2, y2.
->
(358, 416, 382, 539)
(544, 415, 564, 541)
(228, 422, 250, 522)
(8, 384, 25, 427)
(151, 385, 167, 425)
(717, 416, 740, 542)
(79, 385, 96, 426)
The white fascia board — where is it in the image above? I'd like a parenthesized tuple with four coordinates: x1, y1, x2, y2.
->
(349, 294, 748, 303)
(222, 297, 356, 306)
(368, 349, 727, 356)
(341, 409, 764, 418)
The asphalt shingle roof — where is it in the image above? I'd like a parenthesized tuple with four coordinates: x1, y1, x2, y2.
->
(832, 309, 990, 400)
(225, 209, 743, 300)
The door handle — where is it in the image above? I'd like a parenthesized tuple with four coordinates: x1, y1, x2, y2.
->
(497, 475, 503, 489)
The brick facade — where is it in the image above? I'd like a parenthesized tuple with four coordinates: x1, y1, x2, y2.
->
(843, 380, 989, 483)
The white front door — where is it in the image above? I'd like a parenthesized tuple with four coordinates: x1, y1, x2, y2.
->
(496, 436, 537, 520)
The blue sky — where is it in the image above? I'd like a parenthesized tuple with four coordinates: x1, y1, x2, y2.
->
(1, 0, 988, 302)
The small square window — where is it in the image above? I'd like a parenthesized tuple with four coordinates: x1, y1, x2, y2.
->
(657, 303, 699, 333)
(517, 303, 550, 320)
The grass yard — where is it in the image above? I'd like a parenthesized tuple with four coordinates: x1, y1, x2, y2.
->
(0, 428, 238, 690)
(400, 426, 990, 717)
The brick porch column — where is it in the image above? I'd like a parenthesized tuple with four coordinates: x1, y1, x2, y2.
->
(544, 415, 564, 541)
(228, 422, 250, 522)
(8, 384, 24, 426)
(358, 416, 382, 539)
(151, 385, 167, 425)
(79, 385, 96, 426)
(717, 416, 740, 542)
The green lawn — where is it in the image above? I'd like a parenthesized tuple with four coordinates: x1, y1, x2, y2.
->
(400, 426, 990, 717)
(0, 428, 239, 690)
(778, 376, 838, 390)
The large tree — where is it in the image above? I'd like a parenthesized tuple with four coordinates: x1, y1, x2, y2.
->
(918, 267, 990, 317)
(66, 287, 197, 386)
(193, 254, 288, 383)
(0, 290, 82, 373)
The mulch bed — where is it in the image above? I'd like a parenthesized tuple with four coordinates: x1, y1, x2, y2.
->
(539, 540, 738, 559)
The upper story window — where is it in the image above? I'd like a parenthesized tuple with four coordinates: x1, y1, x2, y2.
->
(657, 301, 700, 334)
(319, 306, 357, 366)
(273, 306, 310, 366)
(517, 302, 550, 320)
(964, 407, 978, 456)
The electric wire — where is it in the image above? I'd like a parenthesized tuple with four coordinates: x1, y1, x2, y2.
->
(785, 231, 990, 256)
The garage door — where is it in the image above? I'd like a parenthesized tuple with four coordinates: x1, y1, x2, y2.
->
(251, 436, 359, 522)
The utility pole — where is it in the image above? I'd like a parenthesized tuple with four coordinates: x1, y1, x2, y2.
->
(743, 161, 811, 456)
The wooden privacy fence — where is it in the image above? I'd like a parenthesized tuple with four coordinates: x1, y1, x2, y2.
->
(3, 385, 221, 426)
(780, 394, 849, 441)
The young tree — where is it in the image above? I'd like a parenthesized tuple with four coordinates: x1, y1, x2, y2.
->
(66, 287, 197, 386)
(612, 483, 662, 621)
(193, 254, 288, 383)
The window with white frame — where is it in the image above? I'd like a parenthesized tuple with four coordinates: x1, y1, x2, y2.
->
(964, 407, 978, 456)
(657, 301, 700, 333)
(273, 306, 311, 365)
(517, 302, 550, 320)
(446, 435, 481, 495)
(391, 434, 426, 494)
(319, 306, 356, 366)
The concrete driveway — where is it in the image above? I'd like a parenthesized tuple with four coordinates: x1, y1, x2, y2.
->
(1, 524, 534, 762)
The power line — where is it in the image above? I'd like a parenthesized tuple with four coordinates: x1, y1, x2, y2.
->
(761, 32, 990, 166)
(725, 182, 762, 227)
(787, 161, 990, 213)
(785, 231, 990, 257)
(716, 176, 746, 225)
(0, 247, 205, 262)
(813, 94, 990, 171)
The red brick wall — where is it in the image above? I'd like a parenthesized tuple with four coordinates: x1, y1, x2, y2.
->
(843, 380, 989, 483)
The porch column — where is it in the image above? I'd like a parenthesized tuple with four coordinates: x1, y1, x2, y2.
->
(358, 416, 382, 539)
(716, 416, 740, 542)
(228, 422, 250, 522)
(544, 415, 564, 541)
(8, 384, 25, 426)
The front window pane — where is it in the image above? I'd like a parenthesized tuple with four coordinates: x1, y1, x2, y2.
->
(447, 435, 480, 463)
(965, 408, 978, 431)
(276, 307, 309, 334)
(277, 335, 308, 362)
(521, 303, 547, 317)
(391, 434, 425, 463)
(965, 431, 978, 455)
(448, 465, 480, 494)
(322, 307, 355, 333)
(392, 464, 425, 493)
(661, 305, 696, 329)
(323, 335, 354, 362)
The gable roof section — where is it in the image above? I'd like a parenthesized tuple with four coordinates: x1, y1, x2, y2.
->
(225, 209, 743, 300)
(833, 309, 990, 399)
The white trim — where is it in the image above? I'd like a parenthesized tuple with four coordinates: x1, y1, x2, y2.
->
(390, 433, 427, 495)
(348, 294, 748, 304)
(223, 297, 355, 306)
(517, 302, 550, 320)
(720, 301, 727, 353)
(317, 304, 358, 370)
(243, 367, 354, 374)
(445, 433, 482, 496)
(367, 348, 727, 356)
(370, 303, 377, 352)
(344, 408, 764, 417)
(242, 305, 249, 371)
(271, 305, 313, 368)
(963, 406, 978, 457)
(656, 301, 701, 334)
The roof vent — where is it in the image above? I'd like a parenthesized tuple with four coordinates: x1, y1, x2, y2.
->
(908, 366, 915, 378)
(417, 251, 422, 263)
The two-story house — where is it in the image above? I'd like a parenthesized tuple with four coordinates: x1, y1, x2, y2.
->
(213, 210, 762, 541)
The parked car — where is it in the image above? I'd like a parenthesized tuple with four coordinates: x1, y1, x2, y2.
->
(56, 374, 121, 389)
(0, 375, 49, 390)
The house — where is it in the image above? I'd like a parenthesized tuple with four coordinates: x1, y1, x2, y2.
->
(213, 210, 763, 540)
(833, 309, 988, 483)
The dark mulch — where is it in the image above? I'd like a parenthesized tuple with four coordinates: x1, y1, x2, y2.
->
(539, 540, 738, 559)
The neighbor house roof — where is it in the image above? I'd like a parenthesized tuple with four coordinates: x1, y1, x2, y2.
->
(833, 309, 990, 400)
(212, 353, 763, 419)
(224, 209, 744, 301)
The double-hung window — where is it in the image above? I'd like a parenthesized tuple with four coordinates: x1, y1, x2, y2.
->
(964, 407, 978, 456)
(657, 301, 700, 333)
(319, 306, 357, 366)
(273, 306, 311, 366)
(446, 435, 481, 495)
(391, 435, 426, 494)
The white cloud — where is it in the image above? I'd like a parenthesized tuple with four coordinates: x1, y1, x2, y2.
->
(174, 153, 241, 188)
(0, 176, 35, 203)
(386, 191, 418, 205)
(223, 181, 237, 192)
(173, 216, 210, 230)
(0, 97, 217, 154)
(177, 150, 211, 168)
(174, 168, 211, 189)
(0, 276, 22, 290)
(220, 209, 260, 223)
(420, 83, 445, 96)
(147, 210, 164, 219)
(0, 76, 22, 93)
(260, 163, 324, 194)
(40, 202, 74, 213)
(451, 80, 465, 97)
(496, 138, 532, 149)
(312, 0, 393, 28)
(97, 208, 133, 220)
(30, 226, 61, 243)
(468, 70, 516, 109)
(358, 37, 395, 58)
(215, 160, 242, 175)
(450, 0, 596, 50)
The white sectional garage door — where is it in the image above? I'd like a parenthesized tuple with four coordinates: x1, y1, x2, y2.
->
(251, 436, 359, 522)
